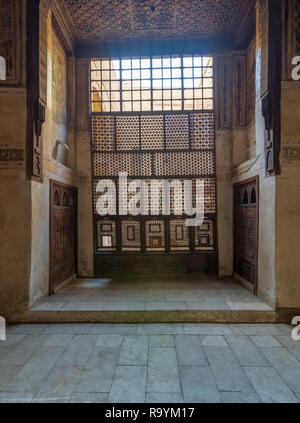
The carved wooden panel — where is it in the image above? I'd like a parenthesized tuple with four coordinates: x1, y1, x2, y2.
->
(247, 39, 256, 123)
(50, 180, 77, 294)
(0, 143, 24, 168)
(217, 57, 232, 129)
(234, 178, 258, 289)
(233, 55, 247, 127)
(0, 0, 21, 85)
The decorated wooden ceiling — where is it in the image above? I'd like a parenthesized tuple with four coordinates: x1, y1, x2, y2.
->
(62, 0, 253, 43)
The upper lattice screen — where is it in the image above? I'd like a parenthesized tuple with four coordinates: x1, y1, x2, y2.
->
(91, 55, 213, 112)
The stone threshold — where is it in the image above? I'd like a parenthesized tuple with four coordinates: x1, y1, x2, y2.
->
(14, 309, 276, 324)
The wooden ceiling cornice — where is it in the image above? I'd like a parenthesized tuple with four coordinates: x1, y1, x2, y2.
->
(61, 0, 254, 49)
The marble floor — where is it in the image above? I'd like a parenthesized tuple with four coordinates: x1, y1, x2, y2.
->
(0, 323, 299, 403)
(32, 275, 273, 312)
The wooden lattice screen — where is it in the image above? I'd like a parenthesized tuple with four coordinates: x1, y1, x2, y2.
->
(91, 110, 216, 254)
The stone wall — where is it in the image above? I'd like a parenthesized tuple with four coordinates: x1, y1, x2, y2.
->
(0, 0, 30, 319)
(29, 8, 76, 306)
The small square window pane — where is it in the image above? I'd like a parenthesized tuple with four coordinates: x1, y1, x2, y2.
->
(183, 68, 193, 78)
(152, 57, 162, 68)
(132, 91, 141, 100)
(194, 56, 202, 66)
(132, 69, 141, 79)
(132, 80, 141, 90)
(102, 101, 111, 112)
(203, 78, 213, 88)
(193, 78, 202, 88)
(122, 70, 131, 79)
(153, 79, 162, 89)
(194, 89, 203, 98)
(142, 101, 151, 111)
(184, 100, 193, 110)
(205, 68, 213, 77)
(172, 89, 181, 99)
(141, 58, 150, 68)
(141, 69, 151, 79)
(91, 60, 101, 70)
(163, 101, 171, 110)
(153, 90, 162, 99)
(92, 102, 101, 112)
(111, 92, 120, 101)
(203, 56, 213, 67)
(102, 70, 110, 80)
(172, 68, 181, 78)
(132, 59, 140, 68)
(163, 68, 171, 78)
(142, 90, 151, 100)
(102, 59, 110, 69)
(111, 59, 120, 70)
(194, 68, 203, 78)
(122, 80, 131, 90)
(91, 71, 101, 81)
(172, 79, 182, 89)
(203, 99, 213, 109)
(172, 100, 182, 110)
(133, 102, 141, 111)
(171, 56, 181, 67)
(163, 90, 171, 100)
(203, 88, 213, 98)
(122, 59, 131, 69)
(163, 79, 171, 89)
(111, 70, 120, 80)
(153, 101, 162, 111)
(103, 91, 111, 100)
(184, 89, 193, 99)
(123, 101, 132, 111)
(111, 81, 120, 90)
(184, 79, 193, 88)
(123, 91, 131, 100)
(141, 79, 151, 89)
(111, 102, 120, 112)
(153, 69, 162, 79)
(194, 99, 203, 110)
(183, 56, 193, 67)
(163, 57, 171, 67)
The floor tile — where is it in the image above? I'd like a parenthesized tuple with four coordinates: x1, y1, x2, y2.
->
(225, 335, 270, 367)
(147, 348, 181, 393)
(221, 392, 261, 403)
(204, 346, 254, 392)
(259, 347, 300, 393)
(146, 393, 184, 403)
(56, 335, 98, 367)
(183, 324, 232, 335)
(89, 324, 137, 335)
(70, 393, 109, 403)
(119, 335, 148, 366)
(137, 324, 184, 335)
(109, 366, 147, 403)
(149, 335, 174, 347)
(180, 366, 221, 403)
(201, 336, 227, 347)
(175, 335, 208, 366)
(244, 367, 298, 403)
(251, 336, 282, 347)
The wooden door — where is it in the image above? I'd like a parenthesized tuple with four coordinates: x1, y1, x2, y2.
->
(50, 180, 77, 294)
(233, 177, 259, 292)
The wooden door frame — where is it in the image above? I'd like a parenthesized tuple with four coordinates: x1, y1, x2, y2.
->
(233, 176, 259, 295)
(49, 179, 78, 295)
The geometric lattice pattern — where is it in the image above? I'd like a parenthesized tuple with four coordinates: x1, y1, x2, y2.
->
(92, 110, 216, 253)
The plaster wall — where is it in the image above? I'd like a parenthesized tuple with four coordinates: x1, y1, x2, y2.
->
(275, 81, 300, 308)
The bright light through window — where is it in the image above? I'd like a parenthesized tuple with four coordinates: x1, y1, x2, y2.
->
(91, 55, 213, 112)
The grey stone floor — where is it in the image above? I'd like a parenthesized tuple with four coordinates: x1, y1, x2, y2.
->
(32, 276, 273, 311)
(0, 323, 299, 403)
